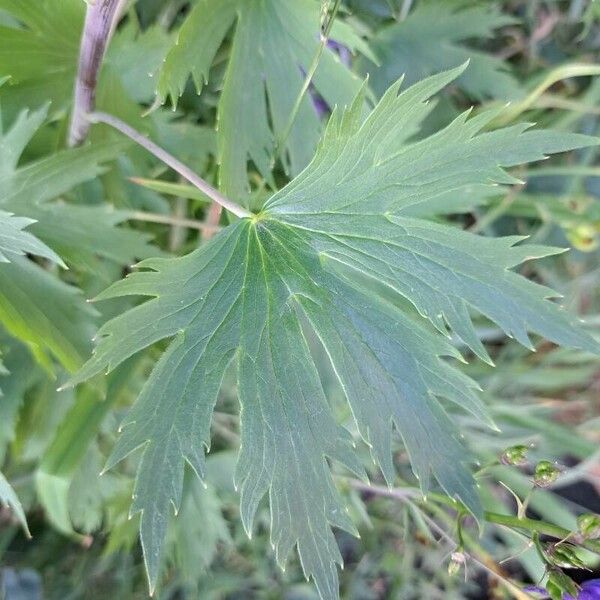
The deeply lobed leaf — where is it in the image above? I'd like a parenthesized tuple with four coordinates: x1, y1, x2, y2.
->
(0, 210, 63, 266)
(361, 1, 521, 100)
(70, 67, 599, 600)
(157, 0, 368, 201)
(0, 470, 29, 536)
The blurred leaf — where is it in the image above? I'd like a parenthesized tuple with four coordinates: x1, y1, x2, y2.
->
(36, 358, 138, 535)
(157, 0, 368, 200)
(129, 178, 211, 203)
(0, 210, 64, 266)
(0, 470, 29, 536)
(361, 1, 521, 100)
(0, 257, 95, 372)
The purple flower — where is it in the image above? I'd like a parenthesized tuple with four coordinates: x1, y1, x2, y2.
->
(524, 580, 600, 599)
(566, 579, 600, 600)
(326, 39, 351, 67)
(523, 586, 551, 598)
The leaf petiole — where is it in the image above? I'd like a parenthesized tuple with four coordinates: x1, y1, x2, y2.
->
(86, 112, 252, 219)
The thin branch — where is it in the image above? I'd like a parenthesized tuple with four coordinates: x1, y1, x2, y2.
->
(493, 63, 600, 127)
(348, 480, 600, 554)
(126, 210, 220, 233)
(87, 112, 252, 219)
(274, 0, 342, 161)
(349, 481, 532, 599)
(485, 512, 600, 554)
(421, 504, 534, 600)
(68, 0, 124, 147)
(349, 480, 420, 500)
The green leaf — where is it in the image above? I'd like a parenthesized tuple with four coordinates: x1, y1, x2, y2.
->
(0, 469, 29, 536)
(157, 0, 367, 200)
(0, 0, 82, 121)
(166, 478, 231, 583)
(361, 1, 521, 100)
(0, 256, 95, 372)
(0, 0, 171, 121)
(36, 358, 138, 535)
(0, 337, 37, 461)
(70, 67, 599, 600)
(129, 178, 212, 203)
(0, 210, 64, 266)
(0, 105, 124, 207)
(0, 105, 155, 273)
(0, 103, 153, 370)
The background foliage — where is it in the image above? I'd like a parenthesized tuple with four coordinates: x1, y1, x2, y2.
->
(1, 0, 600, 599)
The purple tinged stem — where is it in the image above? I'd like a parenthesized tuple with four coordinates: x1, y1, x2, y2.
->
(86, 112, 251, 218)
(68, 0, 123, 147)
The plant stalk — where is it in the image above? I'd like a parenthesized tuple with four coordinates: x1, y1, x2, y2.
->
(274, 0, 342, 161)
(485, 512, 600, 554)
(349, 480, 600, 554)
(68, 0, 124, 147)
(87, 112, 251, 218)
(494, 63, 600, 127)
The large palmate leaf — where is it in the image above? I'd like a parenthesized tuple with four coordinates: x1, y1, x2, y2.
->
(157, 0, 370, 200)
(361, 1, 521, 100)
(69, 67, 600, 600)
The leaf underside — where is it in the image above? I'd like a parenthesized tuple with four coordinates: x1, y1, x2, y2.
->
(70, 66, 599, 600)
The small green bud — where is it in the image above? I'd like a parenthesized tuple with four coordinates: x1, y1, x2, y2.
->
(545, 579, 562, 600)
(546, 569, 578, 599)
(500, 444, 529, 466)
(566, 223, 599, 252)
(548, 543, 586, 570)
(577, 513, 600, 540)
(533, 460, 559, 487)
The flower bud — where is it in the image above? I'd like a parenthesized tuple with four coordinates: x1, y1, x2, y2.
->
(500, 444, 529, 466)
(577, 513, 600, 540)
(547, 569, 578, 600)
(566, 223, 599, 252)
(548, 543, 586, 570)
(533, 460, 559, 487)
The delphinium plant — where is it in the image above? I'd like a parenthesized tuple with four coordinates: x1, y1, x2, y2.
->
(0, 1, 599, 599)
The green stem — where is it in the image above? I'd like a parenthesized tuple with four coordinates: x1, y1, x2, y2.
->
(484, 512, 600, 554)
(426, 503, 534, 600)
(348, 480, 600, 554)
(274, 0, 342, 161)
(493, 63, 600, 127)
(524, 166, 600, 178)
